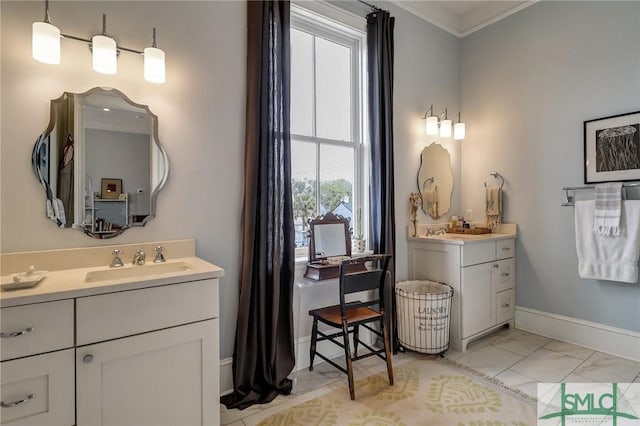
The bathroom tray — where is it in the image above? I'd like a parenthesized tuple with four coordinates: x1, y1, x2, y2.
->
(447, 227, 491, 235)
(1, 273, 47, 291)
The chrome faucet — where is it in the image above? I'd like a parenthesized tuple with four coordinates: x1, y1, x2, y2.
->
(153, 246, 166, 263)
(110, 250, 124, 268)
(132, 250, 146, 265)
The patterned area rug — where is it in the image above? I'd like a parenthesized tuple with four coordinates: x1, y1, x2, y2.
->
(257, 358, 537, 426)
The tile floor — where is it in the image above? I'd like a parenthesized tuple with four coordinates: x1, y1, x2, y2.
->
(220, 327, 640, 425)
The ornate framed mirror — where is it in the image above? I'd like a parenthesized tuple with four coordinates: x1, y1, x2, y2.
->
(305, 212, 352, 280)
(31, 87, 169, 239)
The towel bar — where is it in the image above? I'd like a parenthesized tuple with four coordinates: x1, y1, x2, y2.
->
(562, 182, 640, 206)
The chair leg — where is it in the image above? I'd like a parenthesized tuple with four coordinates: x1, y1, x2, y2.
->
(342, 321, 356, 400)
(309, 318, 318, 371)
(382, 319, 394, 385)
(353, 324, 359, 357)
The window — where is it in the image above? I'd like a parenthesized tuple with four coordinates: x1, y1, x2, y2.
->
(290, 5, 367, 256)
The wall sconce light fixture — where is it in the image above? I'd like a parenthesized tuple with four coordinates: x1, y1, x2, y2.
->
(454, 112, 466, 140)
(423, 105, 439, 136)
(31, 0, 166, 83)
(422, 105, 465, 140)
(439, 108, 452, 138)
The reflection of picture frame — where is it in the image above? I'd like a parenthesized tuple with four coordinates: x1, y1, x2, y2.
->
(584, 111, 640, 183)
(101, 178, 122, 199)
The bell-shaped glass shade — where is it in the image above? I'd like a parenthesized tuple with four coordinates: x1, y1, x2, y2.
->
(92, 35, 117, 74)
(144, 47, 166, 84)
(454, 122, 466, 140)
(32, 21, 61, 64)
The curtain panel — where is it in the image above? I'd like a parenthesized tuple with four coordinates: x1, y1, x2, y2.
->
(367, 9, 397, 348)
(221, 0, 295, 410)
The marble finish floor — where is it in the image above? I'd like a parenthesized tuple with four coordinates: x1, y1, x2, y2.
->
(220, 327, 640, 426)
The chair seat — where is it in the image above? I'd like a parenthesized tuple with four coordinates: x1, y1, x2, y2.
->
(310, 304, 382, 327)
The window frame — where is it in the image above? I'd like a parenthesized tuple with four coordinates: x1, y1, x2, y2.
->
(290, 4, 368, 260)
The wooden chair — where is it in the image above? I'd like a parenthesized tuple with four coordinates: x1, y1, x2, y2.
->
(308, 254, 393, 400)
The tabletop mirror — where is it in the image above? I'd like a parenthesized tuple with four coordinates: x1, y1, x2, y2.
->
(417, 143, 454, 220)
(305, 213, 352, 280)
(32, 87, 169, 239)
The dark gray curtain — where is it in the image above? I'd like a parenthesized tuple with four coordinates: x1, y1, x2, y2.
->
(367, 10, 397, 348)
(221, 0, 295, 410)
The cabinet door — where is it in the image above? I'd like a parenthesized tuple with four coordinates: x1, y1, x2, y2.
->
(1, 349, 74, 426)
(496, 289, 515, 324)
(76, 320, 218, 426)
(461, 263, 494, 338)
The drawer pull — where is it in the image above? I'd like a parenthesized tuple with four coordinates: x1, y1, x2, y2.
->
(83, 354, 94, 364)
(501, 303, 510, 308)
(493, 264, 499, 268)
(0, 327, 34, 338)
(501, 273, 510, 277)
(1, 394, 34, 408)
(502, 247, 511, 251)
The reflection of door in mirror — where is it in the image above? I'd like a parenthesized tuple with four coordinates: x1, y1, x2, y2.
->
(417, 143, 454, 219)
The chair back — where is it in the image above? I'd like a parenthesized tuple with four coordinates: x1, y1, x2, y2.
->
(338, 254, 391, 316)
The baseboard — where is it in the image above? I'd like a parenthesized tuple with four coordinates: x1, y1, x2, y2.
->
(515, 306, 640, 362)
(220, 357, 234, 396)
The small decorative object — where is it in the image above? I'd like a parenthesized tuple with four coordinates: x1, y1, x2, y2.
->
(584, 111, 640, 183)
(351, 237, 366, 254)
(409, 192, 420, 237)
(101, 178, 122, 199)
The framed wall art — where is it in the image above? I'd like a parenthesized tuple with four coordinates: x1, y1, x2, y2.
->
(101, 178, 122, 199)
(584, 111, 640, 183)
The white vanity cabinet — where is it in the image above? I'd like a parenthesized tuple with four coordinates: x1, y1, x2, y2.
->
(408, 230, 516, 351)
(0, 252, 223, 426)
(75, 279, 219, 426)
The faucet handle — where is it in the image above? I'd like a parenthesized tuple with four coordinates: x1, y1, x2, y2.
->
(110, 250, 124, 268)
(153, 246, 166, 263)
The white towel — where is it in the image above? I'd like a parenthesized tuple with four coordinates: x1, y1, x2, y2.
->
(575, 200, 640, 283)
(593, 182, 622, 236)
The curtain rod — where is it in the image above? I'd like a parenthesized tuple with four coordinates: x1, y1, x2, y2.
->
(357, 0, 385, 12)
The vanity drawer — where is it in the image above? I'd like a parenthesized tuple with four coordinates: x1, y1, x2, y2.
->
(461, 241, 496, 266)
(496, 289, 515, 324)
(492, 258, 515, 293)
(496, 239, 515, 260)
(76, 278, 219, 346)
(0, 349, 75, 426)
(1, 300, 74, 361)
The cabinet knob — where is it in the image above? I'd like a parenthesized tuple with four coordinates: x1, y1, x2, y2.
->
(502, 247, 511, 251)
(501, 272, 510, 277)
(83, 354, 94, 364)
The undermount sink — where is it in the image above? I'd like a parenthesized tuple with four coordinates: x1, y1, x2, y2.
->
(85, 261, 192, 283)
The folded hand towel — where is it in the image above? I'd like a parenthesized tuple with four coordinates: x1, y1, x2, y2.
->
(575, 200, 640, 283)
(593, 182, 623, 236)
(422, 187, 438, 219)
(486, 186, 502, 229)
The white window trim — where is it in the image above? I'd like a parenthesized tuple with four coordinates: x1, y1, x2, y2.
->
(290, 3, 368, 261)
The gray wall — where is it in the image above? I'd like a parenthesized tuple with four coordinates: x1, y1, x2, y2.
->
(460, 1, 640, 331)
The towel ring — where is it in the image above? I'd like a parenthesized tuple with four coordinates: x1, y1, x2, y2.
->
(484, 171, 504, 190)
(422, 177, 434, 191)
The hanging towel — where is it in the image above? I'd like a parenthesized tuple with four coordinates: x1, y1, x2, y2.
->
(575, 200, 640, 283)
(593, 182, 623, 236)
(422, 186, 438, 219)
(485, 186, 502, 229)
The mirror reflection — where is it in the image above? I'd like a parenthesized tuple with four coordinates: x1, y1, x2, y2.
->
(417, 143, 453, 219)
(32, 87, 169, 239)
(308, 213, 351, 261)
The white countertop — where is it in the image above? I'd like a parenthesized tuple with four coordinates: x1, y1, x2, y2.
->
(0, 257, 224, 308)
(408, 223, 517, 245)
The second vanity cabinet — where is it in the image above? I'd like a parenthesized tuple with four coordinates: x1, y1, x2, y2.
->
(0, 254, 222, 426)
(408, 229, 516, 351)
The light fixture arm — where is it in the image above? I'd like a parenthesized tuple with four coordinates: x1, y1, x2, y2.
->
(442, 108, 448, 120)
(43, 0, 51, 23)
(422, 104, 434, 120)
(152, 28, 158, 48)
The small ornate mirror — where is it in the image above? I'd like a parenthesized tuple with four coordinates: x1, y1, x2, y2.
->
(417, 143, 453, 219)
(305, 213, 352, 280)
(32, 87, 169, 238)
